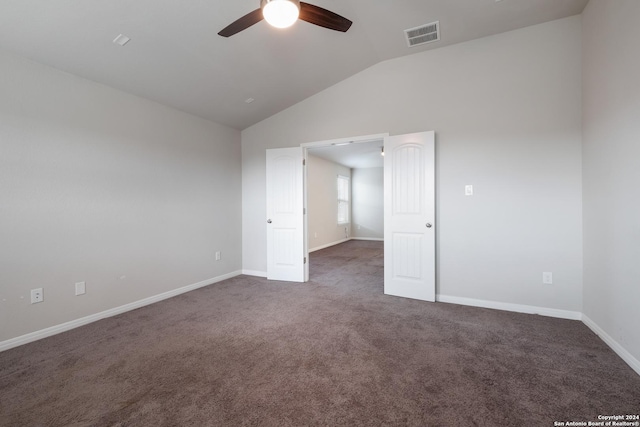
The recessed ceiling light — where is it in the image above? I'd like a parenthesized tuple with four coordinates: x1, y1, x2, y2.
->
(113, 34, 131, 46)
(245, 98, 255, 104)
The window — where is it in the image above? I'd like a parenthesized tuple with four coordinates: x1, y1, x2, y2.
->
(337, 175, 350, 225)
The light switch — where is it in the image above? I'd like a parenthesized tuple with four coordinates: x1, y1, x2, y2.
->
(75, 281, 86, 295)
(465, 185, 473, 196)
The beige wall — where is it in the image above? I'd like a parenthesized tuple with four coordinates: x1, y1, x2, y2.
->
(307, 155, 351, 251)
(351, 168, 383, 240)
(242, 16, 584, 313)
(0, 48, 242, 343)
(582, 0, 640, 368)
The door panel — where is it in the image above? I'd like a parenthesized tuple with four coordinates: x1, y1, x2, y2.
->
(266, 147, 305, 282)
(392, 233, 423, 279)
(384, 132, 435, 301)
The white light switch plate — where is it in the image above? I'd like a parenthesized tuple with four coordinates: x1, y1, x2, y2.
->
(465, 185, 473, 196)
(75, 281, 86, 295)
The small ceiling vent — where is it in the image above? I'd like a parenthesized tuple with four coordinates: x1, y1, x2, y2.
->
(404, 21, 440, 48)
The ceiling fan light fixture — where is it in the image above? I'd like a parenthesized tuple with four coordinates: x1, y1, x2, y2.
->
(261, 0, 300, 29)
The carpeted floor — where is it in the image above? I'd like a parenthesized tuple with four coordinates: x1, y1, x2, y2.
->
(1, 240, 639, 426)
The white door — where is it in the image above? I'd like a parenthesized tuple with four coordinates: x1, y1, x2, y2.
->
(266, 147, 305, 282)
(383, 131, 435, 301)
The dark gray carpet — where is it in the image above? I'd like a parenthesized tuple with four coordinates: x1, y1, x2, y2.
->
(1, 240, 639, 426)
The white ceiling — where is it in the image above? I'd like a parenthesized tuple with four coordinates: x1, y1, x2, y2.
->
(0, 0, 589, 130)
(308, 140, 384, 169)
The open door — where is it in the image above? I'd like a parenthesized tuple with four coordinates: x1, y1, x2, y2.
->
(383, 131, 435, 301)
(266, 147, 305, 282)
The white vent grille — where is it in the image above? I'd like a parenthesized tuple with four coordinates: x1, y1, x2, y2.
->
(404, 21, 440, 48)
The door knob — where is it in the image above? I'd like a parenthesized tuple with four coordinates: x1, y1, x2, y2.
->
(426, 223, 432, 228)
(267, 219, 272, 224)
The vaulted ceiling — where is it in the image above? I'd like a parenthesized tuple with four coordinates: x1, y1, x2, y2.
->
(0, 0, 588, 130)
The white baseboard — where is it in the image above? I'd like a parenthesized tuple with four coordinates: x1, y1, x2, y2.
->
(0, 270, 242, 353)
(5, 271, 638, 378)
(436, 294, 582, 320)
(309, 238, 351, 253)
(582, 315, 640, 376)
(437, 295, 639, 376)
(242, 270, 267, 278)
(351, 237, 384, 242)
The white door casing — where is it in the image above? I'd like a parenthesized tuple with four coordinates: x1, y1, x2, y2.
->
(383, 131, 436, 301)
(266, 147, 305, 282)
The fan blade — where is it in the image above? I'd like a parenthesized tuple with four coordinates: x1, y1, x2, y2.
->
(218, 8, 263, 37)
(299, 2, 352, 32)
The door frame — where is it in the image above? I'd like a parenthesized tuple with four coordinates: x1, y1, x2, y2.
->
(300, 133, 389, 281)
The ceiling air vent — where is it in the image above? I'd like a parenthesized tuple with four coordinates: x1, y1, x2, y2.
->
(404, 21, 440, 48)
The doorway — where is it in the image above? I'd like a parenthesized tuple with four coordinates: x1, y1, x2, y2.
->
(305, 138, 385, 287)
(266, 132, 436, 301)
(306, 138, 385, 252)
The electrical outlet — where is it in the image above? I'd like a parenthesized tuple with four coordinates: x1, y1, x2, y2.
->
(30, 288, 43, 304)
(542, 272, 553, 285)
(215, 251, 221, 261)
(75, 281, 86, 296)
(465, 185, 474, 196)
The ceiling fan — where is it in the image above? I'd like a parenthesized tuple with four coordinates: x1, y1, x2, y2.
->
(218, 0, 352, 37)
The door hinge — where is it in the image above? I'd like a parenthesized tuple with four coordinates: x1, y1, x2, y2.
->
(303, 208, 306, 215)
(303, 158, 306, 166)
(304, 257, 307, 264)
